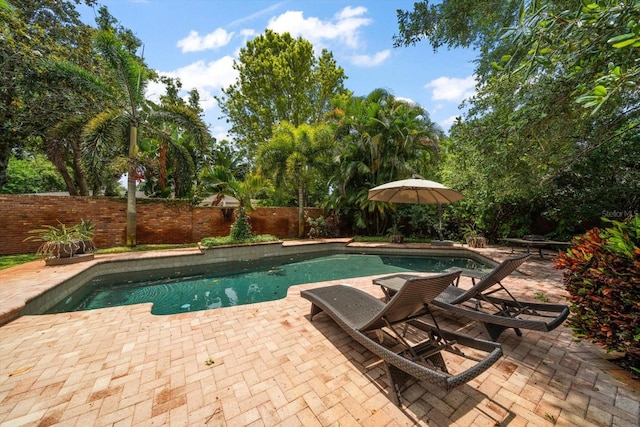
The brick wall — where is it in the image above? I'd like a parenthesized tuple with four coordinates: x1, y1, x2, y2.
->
(0, 195, 323, 255)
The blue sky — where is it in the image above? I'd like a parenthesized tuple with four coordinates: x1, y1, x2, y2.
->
(79, 1, 478, 141)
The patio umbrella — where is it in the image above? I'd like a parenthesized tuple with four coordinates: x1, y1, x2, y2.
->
(367, 176, 465, 241)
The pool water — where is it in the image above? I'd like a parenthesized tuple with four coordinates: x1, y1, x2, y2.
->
(46, 253, 488, 315)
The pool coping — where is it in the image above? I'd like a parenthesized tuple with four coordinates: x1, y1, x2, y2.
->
(0, 239, 495, 326)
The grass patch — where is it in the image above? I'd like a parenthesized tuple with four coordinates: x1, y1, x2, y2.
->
(0, 254, 39, 270)
(200, 234, 279, 248)
(0, 244, 199, 270)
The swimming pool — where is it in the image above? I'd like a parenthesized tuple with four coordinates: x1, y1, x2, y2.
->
(45, 251, 491, 315)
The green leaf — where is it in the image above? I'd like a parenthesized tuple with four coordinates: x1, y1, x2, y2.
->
(608, 33, 635, 43)
(594, 85, 607, 96)
(612, 38, 638, 49)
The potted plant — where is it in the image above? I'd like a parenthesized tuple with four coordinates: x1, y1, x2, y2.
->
(25, 219, 96, 265)
(75, 218, 96, 254)
(387, 220, 404, 244)
(462, 224, 488, 248)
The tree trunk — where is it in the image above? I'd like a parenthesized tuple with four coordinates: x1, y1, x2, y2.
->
(45, 138, 79, 195)
(298, 184, 305, 238)
(126, 124, 138, 247)
(70, 138, 90, 196)
(158, 143, 167, 191)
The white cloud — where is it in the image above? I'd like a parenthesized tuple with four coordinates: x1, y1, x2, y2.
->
(149, 56, 237, 123)
(267, 6, 372, 50)
(167, 56, 237, 91)
(177, 28, 233, 53)
(144, 80, 165, 104)
(440, 114, 462, 130)
(424, 75, 476, 103)
(349, 49, 390, 67)
(395, 96, 417, 106)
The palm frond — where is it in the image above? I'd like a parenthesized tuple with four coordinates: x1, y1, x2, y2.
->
(82, 110, 129, 179)
(149, 104, 209, 147)
(94, 31, 147, 111)
(41, 59, 112, 98)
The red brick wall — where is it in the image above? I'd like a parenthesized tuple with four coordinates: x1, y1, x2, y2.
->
(0, 195, 323, 255)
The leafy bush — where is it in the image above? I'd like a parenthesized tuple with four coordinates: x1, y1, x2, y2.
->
(25, 219, 96, 259)
(554, 215, 640, 372)
(305, 212, 339, 239)
(200, 235, 278, 248)
(229, 208, 253, 241)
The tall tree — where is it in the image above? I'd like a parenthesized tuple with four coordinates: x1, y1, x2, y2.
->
(217, 29, 347, 158)
(257, 122, 335, 237)
(329, 89, 443, 234)
(48, 29, 209, 246)
(396, 0, 640, 236)
(394, 0, 521, 78)
(138, 76, 211, 199)
(0, 0, 97, 192)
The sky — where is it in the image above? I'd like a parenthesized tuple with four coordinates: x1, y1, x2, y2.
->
(78, 1, 478, 141)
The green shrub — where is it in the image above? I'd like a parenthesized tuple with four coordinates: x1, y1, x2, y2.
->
(305, 212, 338, 239)
(554, 215, 640, 372)
(200, 235, 278, 248)
(229, 208, 253, 241)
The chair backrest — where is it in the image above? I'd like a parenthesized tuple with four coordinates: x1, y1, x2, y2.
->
(448, 253, 530, 305)
(359, 269, 462, 332)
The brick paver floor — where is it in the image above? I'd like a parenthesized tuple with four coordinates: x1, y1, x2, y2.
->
(0, 243, 638, 426)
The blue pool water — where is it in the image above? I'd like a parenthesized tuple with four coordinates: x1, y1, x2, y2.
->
(46, 253, 489, 315)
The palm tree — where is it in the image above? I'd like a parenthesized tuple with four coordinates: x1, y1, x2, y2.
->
(329, 89, 443, 234)
(48, 30, 208, 246)
(199, 165, 271, 238)
(257, 122, 334, 237)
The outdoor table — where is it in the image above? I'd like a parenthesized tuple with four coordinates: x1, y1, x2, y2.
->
(502, 238, 570, 259)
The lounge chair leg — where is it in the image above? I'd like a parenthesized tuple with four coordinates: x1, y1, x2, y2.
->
(384, 363, 412, 407)
(426, 352, 449, 374)
(309, 303, 323, 320)
(484, 323, 508, 341)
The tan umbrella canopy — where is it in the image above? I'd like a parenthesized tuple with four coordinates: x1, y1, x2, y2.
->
(368, 176, 465, 241)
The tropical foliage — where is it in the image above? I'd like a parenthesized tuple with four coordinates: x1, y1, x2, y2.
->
(327, 88, 444, 235)
(25, 219, 96, 259)
(2, 154, 66, 194)
(554, 215, 640, 371)
(257, 122, 335, 237)
(46, 23, 208, 245)
(198, 165, 271, 239)
(396, 0, 640, 239)
(0, 0, 97, 194)
(4, 0, 637, 246)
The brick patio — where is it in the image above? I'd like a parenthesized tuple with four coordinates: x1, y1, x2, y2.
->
(0, 243, 638, 426)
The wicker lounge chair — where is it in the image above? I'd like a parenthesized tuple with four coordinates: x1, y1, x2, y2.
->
(300, 270, 503, 406)
(374, 254, 570, 341)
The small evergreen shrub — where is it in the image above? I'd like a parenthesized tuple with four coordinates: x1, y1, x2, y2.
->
(554, 215, 640, 372)
(229, 208, 253, 241)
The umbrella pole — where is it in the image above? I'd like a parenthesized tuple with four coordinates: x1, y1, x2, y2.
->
(438, 203, 443, 241)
